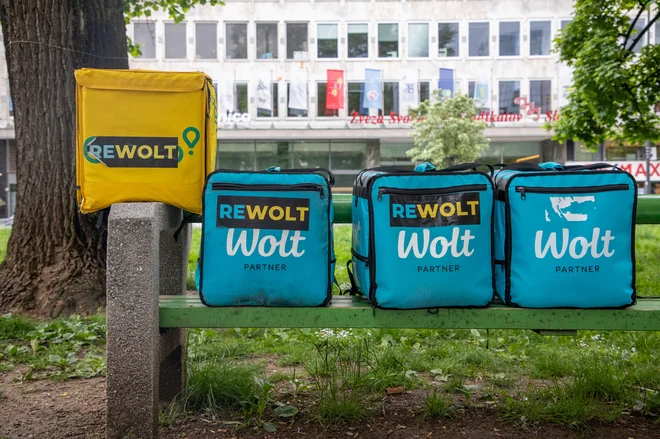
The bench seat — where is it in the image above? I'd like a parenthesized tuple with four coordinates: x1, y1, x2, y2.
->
(159, 295, 660, 331)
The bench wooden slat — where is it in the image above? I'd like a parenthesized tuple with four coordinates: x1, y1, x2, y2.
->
(159, 295, 660, 331)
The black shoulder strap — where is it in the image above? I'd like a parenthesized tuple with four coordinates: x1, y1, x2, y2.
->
(174, 213, 198, 241)
(343, 260, 360, 296)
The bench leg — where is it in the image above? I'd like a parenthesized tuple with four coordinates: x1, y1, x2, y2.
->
(106, 203, 188, 439)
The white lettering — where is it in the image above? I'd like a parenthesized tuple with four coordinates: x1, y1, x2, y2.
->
(535, 228, 615, 260)
(398, 228, 475, 259)
(226, 229, 305, 258)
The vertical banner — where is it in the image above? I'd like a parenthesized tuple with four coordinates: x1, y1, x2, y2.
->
(362, 68, 383, 110)
(474, 72, 490, 109)
(326, 70, 345, 110)
(289, 68, 308, 111)
(438, 68, 454, 98)
(220, 80, 235, 113)
(400, 70, 419, 115)
(256, 77, 272, 112)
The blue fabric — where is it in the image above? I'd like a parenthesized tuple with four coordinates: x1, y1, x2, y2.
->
(362, 69, 383, 110)
(351, 168, 494, 308)
(197, 170, 334, 306)
(493, 168, 636, 308)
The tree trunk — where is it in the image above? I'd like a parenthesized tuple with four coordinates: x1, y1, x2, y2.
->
(0, 0, 128, 317)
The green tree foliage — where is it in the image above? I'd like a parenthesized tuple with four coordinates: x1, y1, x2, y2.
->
(125, 0, 225, 56)
(551, 0, 660, 147)
(407, 92, 489, 166)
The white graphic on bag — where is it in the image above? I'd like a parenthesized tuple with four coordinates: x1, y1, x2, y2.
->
(534, 194, 615, 273)
(398, 228, 475, 259)
(545, 196, 595, 222)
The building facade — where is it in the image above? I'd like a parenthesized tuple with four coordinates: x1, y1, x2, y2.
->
(0, 0, 658, 215)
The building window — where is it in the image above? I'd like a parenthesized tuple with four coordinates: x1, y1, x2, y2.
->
(317, 83, 339, 117)
(226, 23, 248, 59)
(632, 18, 647, 53)
(287, 83, 308, 117)
(165, 23, 186, 59)
(217, 141, 256, 170)
(331, 141, 368, 188)
(133, 22, 156, 59)
(499, 21, 520, 56)
(256, 23, 278, 59)
(438, 23, 459, 57)
(498, 80, 521, 114)
(256, 142, 291, 170)
(347, 24, 368, 58)
(381, 82, 399, 115)
(468, 81, 490, 112)
(287, 23, 309, 59)
(656, 21, 660, 44)
(530, 80, 552, 112)
(560, 20, 571, 31)
(292, 141, 329, 168)
(195, 23, 217, 59)
(257, 83, 279, 118)
(530, 21, 551, 56)
(234, 83, 248, 113)
(469, 22, 490, 57)
(420, 82, 430, 103)
(317, 24, 338, 58)
(408, 23, 429, 58)
(378, 23, 399, 58)
(381, 143, 414, 167)
(9, 97, 14, 117)
(348, 82, 366, 116)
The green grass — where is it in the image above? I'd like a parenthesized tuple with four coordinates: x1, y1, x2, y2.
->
(421, 389, 455, 420)
(0, 226, 9, 263)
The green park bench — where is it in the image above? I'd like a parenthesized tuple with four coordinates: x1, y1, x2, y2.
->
(105, 194, 660, 439)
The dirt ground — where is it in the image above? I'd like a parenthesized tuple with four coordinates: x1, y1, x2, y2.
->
(1, 369, 658, 439)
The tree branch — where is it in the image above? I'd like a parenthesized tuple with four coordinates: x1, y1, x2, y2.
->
(634, 63, 660, 88)
(627, 10, 660, 51)
(622, 1, 651, 50)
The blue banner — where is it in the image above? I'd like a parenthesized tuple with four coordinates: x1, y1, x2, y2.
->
(438, 68, 454, 98)
(362, 69, 383, 110)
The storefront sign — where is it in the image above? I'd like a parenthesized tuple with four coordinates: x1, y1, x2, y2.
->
(348, 109, 560, 125)
(349, 111, 422, 125)
(565, 161, 660, 182)
(219, 110, 250, 124)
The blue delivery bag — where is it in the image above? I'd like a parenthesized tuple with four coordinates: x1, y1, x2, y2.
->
(197, 167, 335, 307)
(493, 163, 637, 308)
(348, 162, 495, 309)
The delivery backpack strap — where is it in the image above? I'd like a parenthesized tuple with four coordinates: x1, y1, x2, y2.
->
(174, 212, 198, 242)
(343, 260, 360, 296)
(439, 162, 495, 177)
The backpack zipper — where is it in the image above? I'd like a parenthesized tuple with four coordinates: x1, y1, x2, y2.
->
(211, 183, 325, 199)
(515, 184, 629, 201)
(376, 184, 488, 201)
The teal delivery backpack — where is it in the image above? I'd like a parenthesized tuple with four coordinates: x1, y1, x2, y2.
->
(348, 162, 495, 309)
(197, 167, 335, 307)
(493, 163, 637, 308)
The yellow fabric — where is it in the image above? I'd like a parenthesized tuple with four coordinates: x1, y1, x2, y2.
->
(75, 68, 217, 214)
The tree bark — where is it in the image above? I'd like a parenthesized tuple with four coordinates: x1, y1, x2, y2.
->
(0, 0, 128, 317)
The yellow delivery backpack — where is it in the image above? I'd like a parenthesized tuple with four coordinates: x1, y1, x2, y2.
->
(75, 69, 217, 214)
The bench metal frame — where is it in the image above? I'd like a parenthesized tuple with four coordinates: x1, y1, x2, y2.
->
(105, 195, 660, 439)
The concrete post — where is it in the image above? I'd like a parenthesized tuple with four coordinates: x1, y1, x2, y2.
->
(106, 203, 190, 439)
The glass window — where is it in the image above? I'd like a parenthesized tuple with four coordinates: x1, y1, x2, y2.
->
(287, 83, 308, 117)
(498, 81, 521, 113)
(632, 18, 647, 53)
(9, 97, 14, 117)
(257, 83, 279, 117)
(317, 83, 339, 117)
(292, 141, 329, 168)
(348, 82, 367, 116)
(317, 24, 338, 58)
(408, 23, 429, 57)
(469, 22, 490, 57)
(134, 22, 156, 59)
(530, 21, 551, 56)
(235, 83, 248, 113)
(257, 23, 278, 59)
(287, 23, 309, 59)
(165, 23, 186, 59)
(656, 21, 660, 44)
(438, 23, 459, 57)
(226, 23, 248, 59)
(378, 23, 399, 58)
(381, 143, 414, 166)
(420, 82, 430, 103)
(216, 141, 255, 170)
(381, 82, 399, 115)
(195, 23, 217, 59)
(499, 21, 520, 56)
(256, 142, 290, 169)
(347, 24, 368, 58)
(530, 80, 552, 112)
(331, 141, 367, 171)
(468, 81, 490, 112)
(560, 20, 571, 30)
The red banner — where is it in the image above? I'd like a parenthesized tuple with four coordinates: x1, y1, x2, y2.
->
(326, 70, 344, 112)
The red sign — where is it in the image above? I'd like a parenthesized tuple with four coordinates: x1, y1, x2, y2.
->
(326, 70, 344, 111)
(566, 161, 660, 182)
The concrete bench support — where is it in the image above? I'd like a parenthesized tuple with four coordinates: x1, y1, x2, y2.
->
(106, 203, 190, 439)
